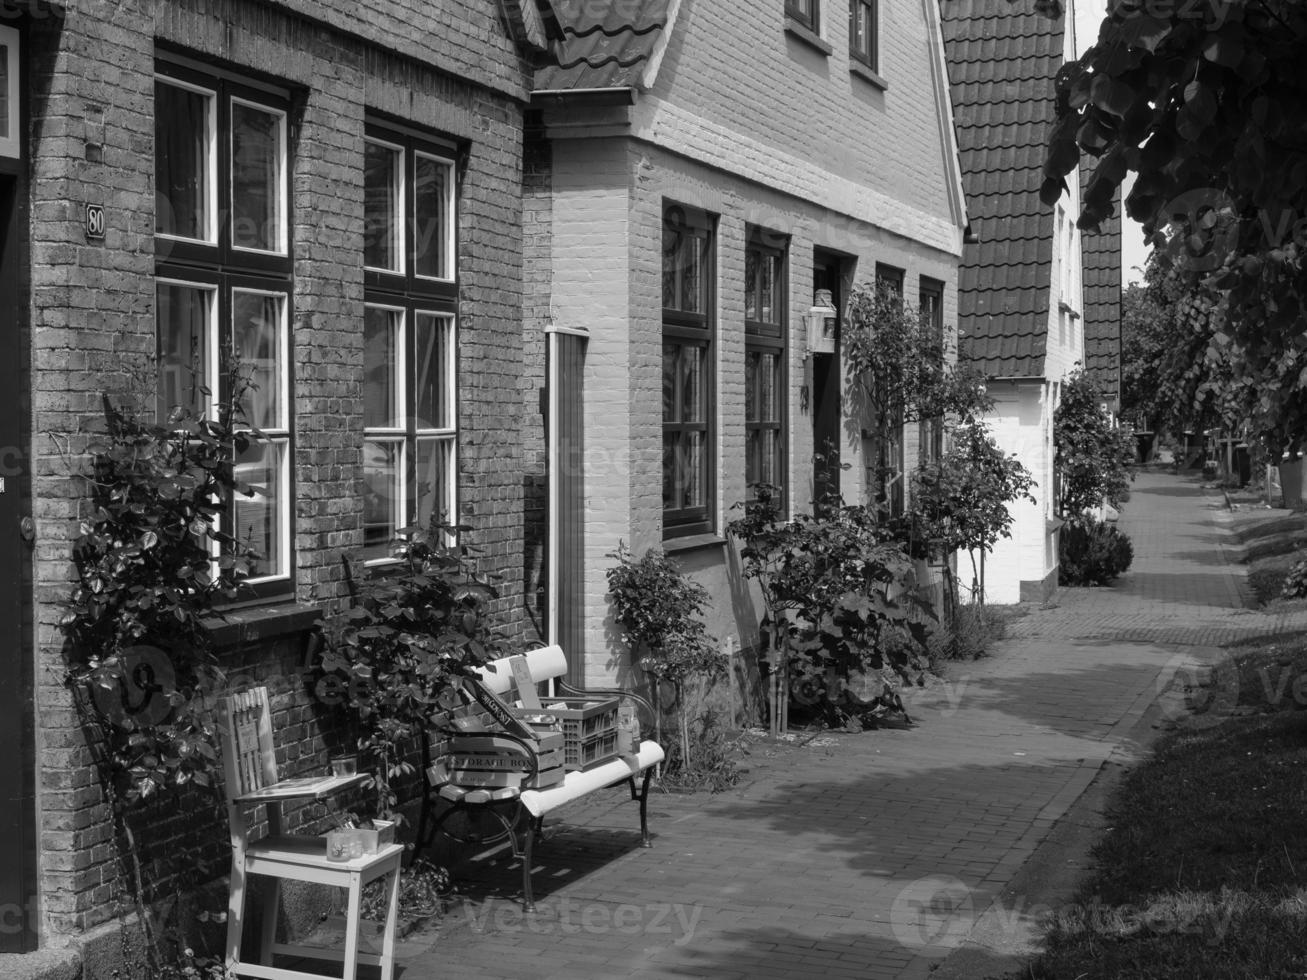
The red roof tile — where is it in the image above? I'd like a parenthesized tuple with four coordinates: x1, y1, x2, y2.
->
(1080, 173, 1122, 404)
(535, 0, 673, 92)
(942, 0, 1064, 378)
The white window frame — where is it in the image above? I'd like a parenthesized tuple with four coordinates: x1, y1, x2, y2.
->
(412, 150, 457, 284)
(229, 97, 289, 258)
(364, 135, 407, 277)
(413, 310, 457, 535)
(230, 286, 291, 586)
(0, 26, 20, 160)
(363, 302, 409, 562)
(153, 74, 218, 247)
(155, 276, 219, 421)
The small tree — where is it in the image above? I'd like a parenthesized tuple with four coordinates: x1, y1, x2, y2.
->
(843, 281, 991, 508)
(1054, 371, 1136, 520)
(903, 419, 1036, 608)
(605, 544, 722, 771)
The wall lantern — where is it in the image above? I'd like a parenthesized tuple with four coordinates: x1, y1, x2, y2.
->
(805, 288, 837, 355)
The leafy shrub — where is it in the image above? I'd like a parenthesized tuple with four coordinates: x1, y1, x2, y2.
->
(727, 486, 929, 730)
(1278, 558, 1307, 599)
(317, 521, 506, 820)
(1059, 519, 1134, 586)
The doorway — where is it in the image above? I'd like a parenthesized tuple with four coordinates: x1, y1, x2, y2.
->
(0, 24, 37, 950)
(811, 253, 845, 511)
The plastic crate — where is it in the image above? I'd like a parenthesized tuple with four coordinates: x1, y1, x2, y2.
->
(567, 729, 620, 771)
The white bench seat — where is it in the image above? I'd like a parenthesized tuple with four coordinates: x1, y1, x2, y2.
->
(415, 646, 662, 912)
(520, 741, 664, 818)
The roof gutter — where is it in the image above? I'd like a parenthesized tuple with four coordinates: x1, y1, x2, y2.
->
(531, 86, 638, 107)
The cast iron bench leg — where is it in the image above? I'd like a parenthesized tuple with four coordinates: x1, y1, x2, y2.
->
(521, 813, 536, 913)
(637, 768, 654, 847)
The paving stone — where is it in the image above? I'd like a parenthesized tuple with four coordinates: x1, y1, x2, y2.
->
(396, 472, 1300, 979)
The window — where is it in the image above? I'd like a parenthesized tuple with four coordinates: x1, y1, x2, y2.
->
(875, 263, 906, 516)
(919, 277, 945, 464)
(745, 228, 788, 507)
(662, 203, 716, 539)
(362, 124, 459, 558)
(849, 0, 878, 71)
(0, 26, 20, 160)
(786, 0, 819, 31)
(154, 62, 293, 595)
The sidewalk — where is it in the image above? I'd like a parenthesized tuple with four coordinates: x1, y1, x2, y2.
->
(390, 470, 1301, 980)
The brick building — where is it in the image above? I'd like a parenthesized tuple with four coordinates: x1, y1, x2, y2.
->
(0, 0, 547, 966)
(942, 0, 1086, 604)
(520, 0, 968, 685)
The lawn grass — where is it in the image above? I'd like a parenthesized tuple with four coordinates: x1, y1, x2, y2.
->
(1020, 638, 1307, 980)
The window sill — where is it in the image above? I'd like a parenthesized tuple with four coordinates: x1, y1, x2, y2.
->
(205, 601, 326, 649)
(785, 17, 832, 56)
(663, 533, 729, 554)
(850, 60, 888, 91)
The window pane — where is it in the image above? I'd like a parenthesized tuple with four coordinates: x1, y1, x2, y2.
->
(156, 282, 213, 421)
(415, 437, 455, 531)
(662, 227, 678, 310)
(680, 345, 703, 424)
(364, 306, 400, 428)
(0, 43, 8, 140)
(234, 438, 286, 577)
(231, 101, 284, 252)
(232, 291, 285, 430)
(363, 438, 402, 551)
(662, 344, 676, 419)
(683, 430, 705, 509)
(764, 429, 781, 487)
(155, 80, 212, 241)
(414, 154, 451, 280)
(761, 352, 778, 422)
(662, 432, 678, 510)
(680, 235, 702, 313)
(744, 249, 758, 322)
(760, 253, 775, 323)
(414, 313, 453, 430)
(746, 428, 761, 488)
(364, 141, 402, 271)
(745, 351, 759, 423)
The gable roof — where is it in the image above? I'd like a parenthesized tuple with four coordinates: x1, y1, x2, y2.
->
(534, 0, 676, 93)
(942, 0, 1064, 378)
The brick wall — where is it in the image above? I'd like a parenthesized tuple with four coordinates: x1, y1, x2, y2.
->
(29, 0, 529, 940)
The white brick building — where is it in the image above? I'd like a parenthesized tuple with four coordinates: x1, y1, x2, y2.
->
(942, 0, 1086, 604)
(522, 0, 969, 686)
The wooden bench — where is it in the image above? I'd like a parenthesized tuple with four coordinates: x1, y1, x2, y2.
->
(414, 645, 664, 911)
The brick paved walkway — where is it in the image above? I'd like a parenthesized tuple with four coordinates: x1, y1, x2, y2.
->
(384, 471, 1304, 980)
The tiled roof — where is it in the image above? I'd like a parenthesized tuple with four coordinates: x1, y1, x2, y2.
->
(942, 0, 1064, 378)
(1080, 173, 1123, 406)
(534, 0, 674, 92)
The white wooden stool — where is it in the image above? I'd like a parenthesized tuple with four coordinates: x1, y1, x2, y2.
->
(221, 688, 404, 980)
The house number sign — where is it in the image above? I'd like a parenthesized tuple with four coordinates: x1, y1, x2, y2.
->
(85, 203, 105, 240)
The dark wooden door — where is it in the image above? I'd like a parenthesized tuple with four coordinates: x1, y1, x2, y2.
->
(0, 154, 36, 952)
(811, 256, 843, 511)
